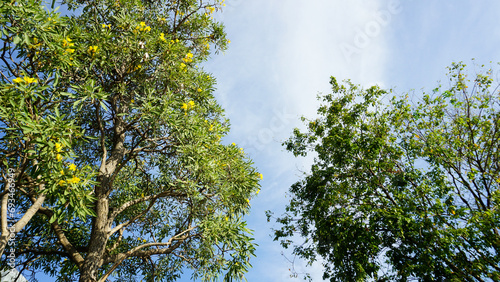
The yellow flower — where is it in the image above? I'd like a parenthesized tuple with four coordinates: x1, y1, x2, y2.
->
(256, 189, 260, 195)
(180, 63, 186, 69)
(188, 101, 195, 107)
(68, 163, 76, 171)
(60, 170, 65, 175)
(58, 180, 65, 185)
(62, 37, 74, 48)
(181, 52, 194, 63)
(88, 45, 98, 55)
(65, 48, 75, 53)
(225, 216, 229, 221)
(24, 77, 38, 84)
(56, 154, 63, 162)
(209, 125, 214, 131)
(55, 143, 62, 152)
(143, 239, 147, 243)
(159, 33, 166, 42)
(13, 76, 38, 84)
(231, 142, 235, 146)
(197, 88, 202, 92)
(259, 173, 263, 180)
(68, 176, 80, 184)
(181, 103, 188, 110)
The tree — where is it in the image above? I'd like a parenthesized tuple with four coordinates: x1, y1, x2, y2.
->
(0, 0, 261, 281)
(269, 62, 500, 281)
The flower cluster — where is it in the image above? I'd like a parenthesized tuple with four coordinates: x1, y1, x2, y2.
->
(182, 53, 193, 63)
(206, 6, 215, 15)
(29, 37, 42, 49)
(59, 176, 80, 186)
(135, 22, 151, 33)
(88, 45, 98, 56)
(101, 23, 111, 29)
(159, 32, 166, 42)
(181, 100, 195, 112)
(13, 76, 38, 84)
(63, 37, 75, 53)
(58, 162, 80, 186)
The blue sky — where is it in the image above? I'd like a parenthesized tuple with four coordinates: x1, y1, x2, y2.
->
(200, 1, 500, 281)
(20, 0, 500, 281)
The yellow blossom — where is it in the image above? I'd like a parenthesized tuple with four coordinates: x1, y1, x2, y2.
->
(256, 189, 260, 195)
(182, 53, 194, 63)
(88, 45, 98, 55)
(63, 37, 74, 48)
(24, 77, 37, 84)
(159, 33, 166, 42)
(197, 88, 202, 92)
(180, 63, 186, 68)
(58, 180, 66, 185)
(13, 76, 38, 84)
(60, 170, 65, 175)
(55, 143, 62, 152)
(259, 173, 263, 180)
(65, 48, 75, 53)
(68, 176, 80, 184)
(68, 163, 76, 171)
(188, 101, 194, 107)
(231, 142, 235, 146)
(56, 154, 63, 162)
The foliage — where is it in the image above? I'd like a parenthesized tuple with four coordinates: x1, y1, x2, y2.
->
(270, 63, 500, 281)
(0, 0, 260, 281)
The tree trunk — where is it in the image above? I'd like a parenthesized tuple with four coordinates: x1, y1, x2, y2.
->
(79, 197, 109, 282)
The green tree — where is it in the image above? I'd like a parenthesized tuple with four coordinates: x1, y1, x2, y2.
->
(270, 63, 500, 281)
(0, 0, 260, 281)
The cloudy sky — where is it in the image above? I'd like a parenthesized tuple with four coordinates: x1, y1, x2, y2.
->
(200, 1, 500, 281)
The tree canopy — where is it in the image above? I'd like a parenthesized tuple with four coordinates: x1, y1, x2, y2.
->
(270, 63, 500, 281)
(0, 0, 261, 281)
